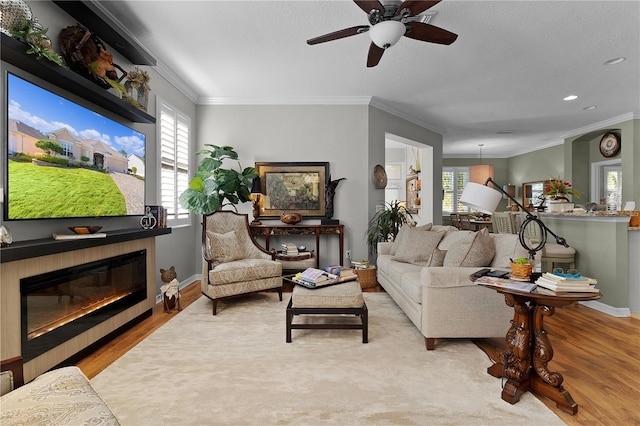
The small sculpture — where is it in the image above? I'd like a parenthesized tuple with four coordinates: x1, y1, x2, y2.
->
(160, 266, 181, 313)
(325, 176, 346, 220)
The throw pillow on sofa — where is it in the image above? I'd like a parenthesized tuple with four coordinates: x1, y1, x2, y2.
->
(392, 228, 445, 266)
(443, 228, 495, 267)
(426, 247, 447, 267)
(390, 223, 433, 256)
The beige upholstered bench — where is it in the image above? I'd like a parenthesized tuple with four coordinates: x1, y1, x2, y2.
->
(286, 280, 368, 343)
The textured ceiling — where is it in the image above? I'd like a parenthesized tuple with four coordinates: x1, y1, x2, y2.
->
(98, 0, 640, 157)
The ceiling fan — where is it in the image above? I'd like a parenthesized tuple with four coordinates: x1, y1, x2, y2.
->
(307, 0, 458, 67)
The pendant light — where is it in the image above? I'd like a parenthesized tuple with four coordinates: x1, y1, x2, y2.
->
(469, 144, 494, 184)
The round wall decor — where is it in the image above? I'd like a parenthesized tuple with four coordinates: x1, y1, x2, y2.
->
(373, 164, 387, 189)
(599, 132, 621, 158)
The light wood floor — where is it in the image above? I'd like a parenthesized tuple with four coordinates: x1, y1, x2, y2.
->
(77, 281, 640, 425)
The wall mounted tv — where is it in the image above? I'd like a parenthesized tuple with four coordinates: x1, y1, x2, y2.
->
(4, 72, 146, 220)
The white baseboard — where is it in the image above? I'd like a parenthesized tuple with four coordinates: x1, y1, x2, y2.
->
(155, 274, 200, 304)
(579, 300, 631, 317)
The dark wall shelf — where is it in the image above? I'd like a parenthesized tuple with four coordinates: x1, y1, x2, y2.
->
(0, 227, 171, 263)
(1, 34, 155, 124)
(52, 1, 156, 66)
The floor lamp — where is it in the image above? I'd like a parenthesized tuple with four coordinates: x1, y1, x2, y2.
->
(460, 177, 568, 263)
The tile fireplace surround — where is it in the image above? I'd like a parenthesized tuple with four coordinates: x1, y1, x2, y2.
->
(0, 228, 170, 382)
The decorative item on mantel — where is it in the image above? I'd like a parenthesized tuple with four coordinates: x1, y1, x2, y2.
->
(544, 177, 581, 213)
(322, 175, 345, 225)
(123, 67, 151, 111)
(280, 212, 302, 225)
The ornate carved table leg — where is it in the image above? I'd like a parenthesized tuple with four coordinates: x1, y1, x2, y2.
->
(530, 303, 578, 415)
(500, 295, 533, 404)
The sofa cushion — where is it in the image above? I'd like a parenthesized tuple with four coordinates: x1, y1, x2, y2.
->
(443, 228, 495, 267)
(390, 223, 433, 256)
(438, 230, 475, 251)
(426, 248, 447, 267)
(207, 230, 243, 264)
(490, 233, 531, 268)
(392, 229, 445, 265)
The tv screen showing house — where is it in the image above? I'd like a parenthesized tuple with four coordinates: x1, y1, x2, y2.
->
(4, 72, 146, 220)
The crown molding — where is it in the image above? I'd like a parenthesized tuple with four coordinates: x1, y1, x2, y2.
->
(560, 112, 637, 139)
(197, 96, 373, 106)
(369, 97, 443, 134)
(153, 59, 199, 103)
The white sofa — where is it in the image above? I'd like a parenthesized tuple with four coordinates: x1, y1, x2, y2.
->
(377, 225, 531, 350)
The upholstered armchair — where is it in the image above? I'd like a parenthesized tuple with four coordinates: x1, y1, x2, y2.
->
(201, 211, 283, 314)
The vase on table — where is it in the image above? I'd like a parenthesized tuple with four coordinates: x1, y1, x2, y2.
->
(548, 196, 574, 213)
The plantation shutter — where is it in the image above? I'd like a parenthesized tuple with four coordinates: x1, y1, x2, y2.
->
(158, 100, 191, 226)
(442, 167, 469, 214)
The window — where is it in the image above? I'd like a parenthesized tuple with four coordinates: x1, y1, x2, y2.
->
(60, 141, 73, 157)
(603, 165, 622, 210)
(158, 99, 191, 226)
(442, 167, 469, 214)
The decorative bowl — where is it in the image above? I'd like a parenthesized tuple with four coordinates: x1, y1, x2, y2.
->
(69, 226, 102, 235)
(280, 212, 302, 225)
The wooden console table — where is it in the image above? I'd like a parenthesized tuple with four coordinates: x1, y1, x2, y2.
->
(480, 285, 602, 415)
(250, 224, 344, 268)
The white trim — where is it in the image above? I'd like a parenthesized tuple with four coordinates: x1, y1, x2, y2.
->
(560, 112, 637, 140)
(154, 59, 199, 103)
(198, 96, 372, 106)
(580, 300, 631, 318)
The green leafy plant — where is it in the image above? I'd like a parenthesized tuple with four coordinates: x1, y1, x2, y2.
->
(366, 200, 413, 255)
(513, 257, 529, 265)
(10, 20, 66, 68)
(179, 145, 257, 215)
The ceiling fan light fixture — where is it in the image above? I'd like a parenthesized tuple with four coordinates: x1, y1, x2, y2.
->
(369, 20, 406, 48)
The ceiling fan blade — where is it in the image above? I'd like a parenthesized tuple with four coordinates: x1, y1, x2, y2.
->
(354, 0, 385, 15)
(367, 42, 385, 67)
(395, 0, 441, 16)
(307, 25, 370, 45)
(404, 22, 458, 45)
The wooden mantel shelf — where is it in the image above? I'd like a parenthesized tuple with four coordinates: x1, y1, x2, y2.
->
(0, 228, 171, 263)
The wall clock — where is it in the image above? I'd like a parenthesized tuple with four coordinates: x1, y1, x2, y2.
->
(599, 132, 621, 158)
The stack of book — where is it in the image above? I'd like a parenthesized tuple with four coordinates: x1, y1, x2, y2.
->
(281, 243, 298, 255)
(293, 268, 335, 288)
(474, 275, 537, 293)
(535, 272, 599, 293)
(351, 260, 370, 269)
(322, 265, 358, 281)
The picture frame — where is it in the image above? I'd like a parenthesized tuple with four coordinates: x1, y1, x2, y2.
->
(256, 162, 329, 219)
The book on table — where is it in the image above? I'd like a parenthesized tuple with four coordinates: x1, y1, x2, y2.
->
(299, 268, 332, 284)
(322, 265, 357, 279)
(535, 273, 599, 293)
(474, 275, 537, 293)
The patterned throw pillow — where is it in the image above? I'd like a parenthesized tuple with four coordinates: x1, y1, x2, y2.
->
(392, 229, 445, 266)
(206, 230, 243, 263)
(443, 228, 495, 267)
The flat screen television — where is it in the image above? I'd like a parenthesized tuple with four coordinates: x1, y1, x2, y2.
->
(4, 72, 146, 220)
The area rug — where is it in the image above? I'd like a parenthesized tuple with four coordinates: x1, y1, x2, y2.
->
(92, 292, 564, 425)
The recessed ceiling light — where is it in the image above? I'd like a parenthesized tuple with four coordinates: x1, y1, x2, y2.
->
(564, 95, 578, 101)
(583, 105, 597, 111)
(604, 57, 625, 65)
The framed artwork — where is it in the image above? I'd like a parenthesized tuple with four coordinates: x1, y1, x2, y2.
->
(256, 162, 329, 219)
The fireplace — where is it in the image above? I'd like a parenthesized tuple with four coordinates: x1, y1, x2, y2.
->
(20, 250, 147, 362)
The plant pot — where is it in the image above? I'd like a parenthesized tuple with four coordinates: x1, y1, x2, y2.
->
(548, 201, 574, 213)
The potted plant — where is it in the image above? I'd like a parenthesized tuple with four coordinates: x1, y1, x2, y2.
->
(365, 200, 413, 255)
(179, 145, 257, 214)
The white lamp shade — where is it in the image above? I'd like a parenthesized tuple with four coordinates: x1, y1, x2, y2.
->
(369, 21, 406, 48)
(468, 164, 494, 185)
(459, 182, 502, 214)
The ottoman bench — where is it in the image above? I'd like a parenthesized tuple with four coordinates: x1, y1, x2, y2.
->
(286, 280, 368, 343)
